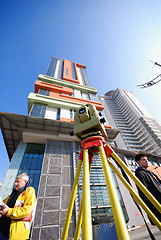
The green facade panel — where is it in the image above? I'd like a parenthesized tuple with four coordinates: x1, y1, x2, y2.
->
(38, 74, 97, 94)
(28, 92, 85, 114)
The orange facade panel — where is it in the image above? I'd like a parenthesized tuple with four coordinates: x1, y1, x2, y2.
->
(49, 92, 104, 110)
(60, 120, 112, 127)
(63, 59, 80, 84)
(60, 117, 74, 123)
(75, 63, 86, 68)
(35, 80, 73, 95)
(74, 62, 87, 82)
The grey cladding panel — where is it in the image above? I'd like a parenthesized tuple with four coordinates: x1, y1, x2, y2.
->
(62, 167, 71, 185)
(44, 197, 60, 210)
(47, 174, 61, 185)
(42, 211, 59, 226)
(31, 228, 40, 240)
(63, 154, 71, 166)
(41, 226, 59, 240)
(41, 157, 49, 174)
(61, 185, 72, 209)
(49, 166, 61, 174)
(38, 175, 47, 197)
(31, 140, 75, 239)
(46, 186, 60, 196)
(49, 157, 62, 166)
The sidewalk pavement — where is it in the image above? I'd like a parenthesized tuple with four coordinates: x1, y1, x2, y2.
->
(128, 225, 160, 240)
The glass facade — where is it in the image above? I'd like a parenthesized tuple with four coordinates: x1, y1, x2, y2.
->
(75, 143, 128, 222)
(71, 63, 77, 80)
(89, 93, 99, 102)
(38, 89, 50, 96)
(46, 57, 78, 81)
(18, 143, 45, 195)
(30, 103, 47, 118)
(46, 57, 58, 77)
(81, 67, 94, 88)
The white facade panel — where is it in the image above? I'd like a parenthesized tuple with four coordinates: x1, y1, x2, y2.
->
(60, 108, 70, 119)
(76, 67, 85, 85)
(54, 60, 60, 79)
(70, 110, 75, 119)
(45, 107, 57, 120)
(74, 89, 82, 98)
(82, 92, 89, 100)
(123, 90, 153, 118)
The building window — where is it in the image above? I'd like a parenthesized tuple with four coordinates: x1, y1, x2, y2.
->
(82, 92, 90, 100)
(18, 143, 45, 195)
(71, 63, 77, 80)
(57, 109, 60, 120)
(81, 68, 94, 87)
(30, 104, 47, 118)
(38, 89, 50, 96)
(89, 93, 99, 102)
(70, 109, 75, 119)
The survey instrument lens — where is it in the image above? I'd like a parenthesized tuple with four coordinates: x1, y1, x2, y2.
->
(79, 108, 86, 114)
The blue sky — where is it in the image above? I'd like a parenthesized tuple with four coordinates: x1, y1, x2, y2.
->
(1, 0, 161, 182)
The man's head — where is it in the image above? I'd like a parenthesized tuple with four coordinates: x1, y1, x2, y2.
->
(14, 173, 29, 191)
(135, 153, 149, 169)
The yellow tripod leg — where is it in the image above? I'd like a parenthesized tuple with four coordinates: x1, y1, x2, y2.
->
(61, 159, 82, 240)
(82, 149, 93, 240)
(74, 162, 92, 240)
(99, 145, 130, 240)
(74, 200, 83, 240)
(108, 159, 161, 230)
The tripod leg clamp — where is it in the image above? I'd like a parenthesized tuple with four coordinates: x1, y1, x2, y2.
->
(104, 145, 113, 158)
(79, 150, 93, 163)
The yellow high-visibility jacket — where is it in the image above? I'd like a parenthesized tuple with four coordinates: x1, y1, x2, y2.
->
(3, 187, 36, 240)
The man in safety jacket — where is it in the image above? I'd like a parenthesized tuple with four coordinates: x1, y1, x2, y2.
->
(135, 153, 161, 225)
(0, 173, 36, 240)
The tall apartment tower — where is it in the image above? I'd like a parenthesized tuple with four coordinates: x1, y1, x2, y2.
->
(100, 88, 161, 156)
(0, 57, 124, 239)
(99, 88, 161, 229)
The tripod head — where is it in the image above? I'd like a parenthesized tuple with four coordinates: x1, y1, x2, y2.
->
(71, 104, 107, 141)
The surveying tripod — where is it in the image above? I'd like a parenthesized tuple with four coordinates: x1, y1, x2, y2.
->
(61, 136, 161, 240)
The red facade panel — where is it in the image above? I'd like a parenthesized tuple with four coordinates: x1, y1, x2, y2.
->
(35, 80, 73, 95)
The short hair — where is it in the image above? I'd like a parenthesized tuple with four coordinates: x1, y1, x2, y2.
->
(16, 173, 29, 182)
(135, 153, 146, 163)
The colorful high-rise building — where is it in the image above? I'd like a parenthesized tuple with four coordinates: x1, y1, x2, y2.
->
(0, 57, 123, 239)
